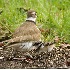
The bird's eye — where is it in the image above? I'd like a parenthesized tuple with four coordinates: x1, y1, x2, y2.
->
(35, 13, 36, 15)
(32, 12, 36, 15)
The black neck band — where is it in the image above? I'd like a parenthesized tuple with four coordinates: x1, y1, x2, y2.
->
(26, 20, 36, 24)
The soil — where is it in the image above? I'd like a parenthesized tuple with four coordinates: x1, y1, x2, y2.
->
(0, 44, 70, 69)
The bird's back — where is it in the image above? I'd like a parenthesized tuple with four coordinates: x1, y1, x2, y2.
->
(13, 21, 41, 42)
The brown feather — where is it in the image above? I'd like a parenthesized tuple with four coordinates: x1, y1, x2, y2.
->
(12, 21, 41, 42)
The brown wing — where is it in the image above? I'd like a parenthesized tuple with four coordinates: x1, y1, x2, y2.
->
(12, 21, 41, 42)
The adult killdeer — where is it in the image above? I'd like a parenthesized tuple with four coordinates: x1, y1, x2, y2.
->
(4, 10, 44, 52)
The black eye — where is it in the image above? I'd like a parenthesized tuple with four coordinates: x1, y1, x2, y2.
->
(35, 13, 36, 15)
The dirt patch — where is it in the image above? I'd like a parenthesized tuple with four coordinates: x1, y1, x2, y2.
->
(0, 45, 70, 69)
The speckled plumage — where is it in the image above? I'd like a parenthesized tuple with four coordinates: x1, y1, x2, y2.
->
(12, 21, 41, 42)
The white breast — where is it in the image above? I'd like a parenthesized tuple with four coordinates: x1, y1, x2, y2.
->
(20, 42, 33, 50)
(26, 17, 36, 22)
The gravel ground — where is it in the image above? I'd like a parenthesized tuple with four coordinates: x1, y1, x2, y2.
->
(0, 45, 70, 69)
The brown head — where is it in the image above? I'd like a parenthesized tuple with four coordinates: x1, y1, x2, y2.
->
(26, 10, 37, 23)
(27, 10, 37, 18)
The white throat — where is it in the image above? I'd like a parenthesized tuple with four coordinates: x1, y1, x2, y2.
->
(26, 17, 36, 22)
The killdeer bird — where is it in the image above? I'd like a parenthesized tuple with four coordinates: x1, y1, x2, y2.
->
(3, 10, 44, 53)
